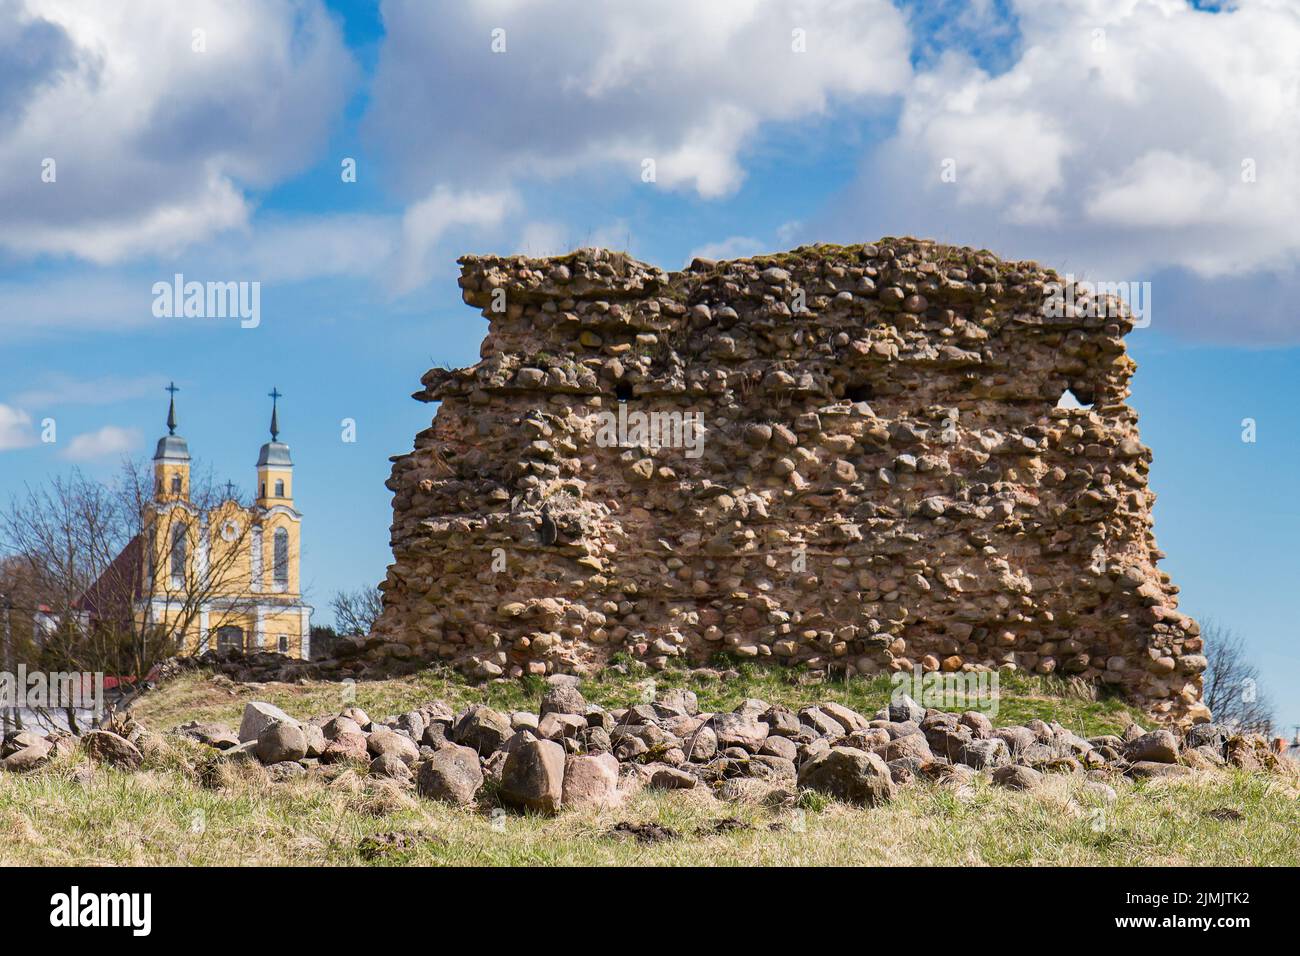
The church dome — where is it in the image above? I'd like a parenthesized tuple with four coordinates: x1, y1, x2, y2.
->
(256, 440, 293, 467)
(153, 434, 191, 462)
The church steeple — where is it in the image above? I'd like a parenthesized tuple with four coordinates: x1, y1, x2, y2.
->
(166, 381, 179, 435)
(256, 386, 293, 506)
(269, 386, 281, 441)
(153, 381, 191, 501)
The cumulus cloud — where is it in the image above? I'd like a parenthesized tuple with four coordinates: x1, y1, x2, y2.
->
(0, 403, 36, 450)
(396, 187, 516, 293)
(60, 424, 139, 461)
(816, 0, 1300, 341)
(0, 0, 357, 263)
(365, 0, 912, 200)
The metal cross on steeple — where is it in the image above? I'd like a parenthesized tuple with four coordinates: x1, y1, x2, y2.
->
(165, 381, 179, 435)
(268, 387, 282, 441)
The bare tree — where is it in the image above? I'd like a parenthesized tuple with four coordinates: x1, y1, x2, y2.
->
(0, 459, 275, 722)
(330, 585, 382, 637)
(1201, 619, 1275, 734)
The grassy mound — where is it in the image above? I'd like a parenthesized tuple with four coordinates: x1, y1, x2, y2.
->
(2, 661, 1294, 867)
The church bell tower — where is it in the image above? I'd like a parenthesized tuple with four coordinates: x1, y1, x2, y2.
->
(153, 381, 191, 501)
(255, 387, 294, 507)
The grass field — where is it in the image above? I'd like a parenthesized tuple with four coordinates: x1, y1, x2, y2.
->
(2, 661, 1297, 866)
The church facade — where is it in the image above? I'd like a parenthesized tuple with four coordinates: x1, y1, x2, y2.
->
(140, 386, 312, 658)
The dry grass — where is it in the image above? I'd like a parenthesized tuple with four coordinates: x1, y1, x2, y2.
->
(2, 744, 1296, 866)
(4, 665, 1293, 866)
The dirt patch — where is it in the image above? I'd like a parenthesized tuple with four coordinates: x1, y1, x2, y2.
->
(608, 821, 679, 844)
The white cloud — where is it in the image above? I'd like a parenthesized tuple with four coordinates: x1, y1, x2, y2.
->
(0, 0, 357, 263)
(60, 424, 139, 461)
(0, 404, 35, 450)
(396, 187, 516, 293)
(1086, 150, 1225, 230)
(13, 374, 163, 408)
(365, 0, 912, 200)
(202, 214, 399, 284)
(842, 0, 1300, 281)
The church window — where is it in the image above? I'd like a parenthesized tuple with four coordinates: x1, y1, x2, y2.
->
(275, 479, 285, 497)
(217, 625, 244, 651)
(171, 474, 182, 494)
(273, 528, 289, 588)
(169, 523, 187, 588)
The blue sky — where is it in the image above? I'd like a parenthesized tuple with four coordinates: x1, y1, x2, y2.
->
(1, 0, 1297, 732)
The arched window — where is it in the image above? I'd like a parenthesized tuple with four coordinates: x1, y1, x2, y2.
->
(274, 479, 285, 497)
(170, 474, 182, 494)
(273, 527, 289, 589)
(169, 523, 187, 588)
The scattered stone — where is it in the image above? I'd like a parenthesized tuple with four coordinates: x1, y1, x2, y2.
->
(2, 743, 52, 773)
(417, 743, 484, 805)
(561, 753, 621, 809)
(80, 730, 143, 770)
(992, 765, 1044, 791)
(323, 715, 362, 740)
(452, 705, 513, 755)
(367, 727, 420, 765)
(1124, 730, 1179, 764)
(269, 761, 307, 782)
(256, 722, 308, 764)
(709, 713, 768, 752)
(540, 677, 587, 717)
(174, 722, 240, 749)
(370, 753, 413, 781)
(645, 764, 697, 790)
(320, 731, 370, 765)
(499, 736, 565, 814)
(1127, 761, 1194, 779)
(797, 746, 895, 806)
(888, 694, 925, 724)
(238, 701, 298, 743)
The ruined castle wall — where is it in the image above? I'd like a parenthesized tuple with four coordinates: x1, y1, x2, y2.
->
(375, 239, 1206, 722)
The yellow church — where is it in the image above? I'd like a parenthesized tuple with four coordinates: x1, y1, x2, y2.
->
(133, 384, 313, 658)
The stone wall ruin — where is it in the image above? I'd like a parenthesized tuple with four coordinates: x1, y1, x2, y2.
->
(374, 238, 1207, 724)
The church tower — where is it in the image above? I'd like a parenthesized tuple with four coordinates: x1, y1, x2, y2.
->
(256, 387, 294, 507)
(153, 381, 190, 501)
(254, 388, 301, 598)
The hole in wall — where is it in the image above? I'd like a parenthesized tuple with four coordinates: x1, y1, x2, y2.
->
(615, 382, 634, 403)
(845, 382, 875, 403)
(1056, 387, 1094, 410)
